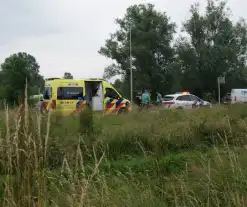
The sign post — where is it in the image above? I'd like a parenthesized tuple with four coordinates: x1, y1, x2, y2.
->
(129, 25, 133, 103)
(217, 76, 225, 105)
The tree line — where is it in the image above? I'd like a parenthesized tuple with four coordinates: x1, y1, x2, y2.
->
(0, 0, 246, 105)
(100, 0, 247, 101)
(0, 52, 73, 105)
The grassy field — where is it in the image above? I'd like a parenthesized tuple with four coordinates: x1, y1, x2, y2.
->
(1, 103, 247, 206)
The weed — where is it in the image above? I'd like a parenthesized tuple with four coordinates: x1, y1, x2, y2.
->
(0, 100, 247, 206)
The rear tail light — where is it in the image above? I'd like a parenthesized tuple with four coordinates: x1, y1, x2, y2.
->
(234, 96, 236, 101)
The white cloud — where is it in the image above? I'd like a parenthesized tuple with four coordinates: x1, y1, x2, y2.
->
(0, 0, 246, 80)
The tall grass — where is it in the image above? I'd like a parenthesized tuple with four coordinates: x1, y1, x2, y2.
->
(1, 94, 247, 206)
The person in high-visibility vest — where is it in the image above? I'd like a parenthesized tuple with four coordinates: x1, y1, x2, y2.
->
(141, 89, 151, 108)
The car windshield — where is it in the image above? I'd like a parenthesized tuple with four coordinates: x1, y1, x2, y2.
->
(163, 96, 174, 101)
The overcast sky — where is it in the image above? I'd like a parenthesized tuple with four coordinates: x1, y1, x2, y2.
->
(0, 0, 246, 82)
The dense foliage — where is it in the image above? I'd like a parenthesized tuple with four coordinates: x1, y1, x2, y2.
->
(100, 0, 247, 100)
(0, 52, 44, 105)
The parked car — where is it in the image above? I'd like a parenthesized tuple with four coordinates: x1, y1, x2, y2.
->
(162, 92, 212, 109)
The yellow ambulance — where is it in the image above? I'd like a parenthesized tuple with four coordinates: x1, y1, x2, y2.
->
(40, 78, 132, 116)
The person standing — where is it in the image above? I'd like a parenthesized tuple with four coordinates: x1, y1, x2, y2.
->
(156, 92, 162, 105)
(141, 89, 151, 108)
(136, 90, 142, 106)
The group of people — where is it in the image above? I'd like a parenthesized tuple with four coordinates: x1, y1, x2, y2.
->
(136, 89, 163, 108)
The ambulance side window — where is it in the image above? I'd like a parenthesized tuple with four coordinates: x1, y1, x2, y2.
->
(105, 88, 119, 99)
(43, 87, 52, 99)
(57, 87, 83, 100)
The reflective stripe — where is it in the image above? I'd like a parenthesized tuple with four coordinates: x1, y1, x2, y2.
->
(104, 98, 117, 115)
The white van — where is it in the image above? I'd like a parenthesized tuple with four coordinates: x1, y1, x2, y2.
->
(231, 89, 247, 104)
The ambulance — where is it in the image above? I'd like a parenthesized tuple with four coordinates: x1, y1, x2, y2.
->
(40, 78, 132, 116)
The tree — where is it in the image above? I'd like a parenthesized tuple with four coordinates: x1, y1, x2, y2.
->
(0, 52, 44, 104)
(112, 79, 122, 92)
(176, 0, 247, 98)
(99, 4, 176, 97)
(63, 72, 73, 79)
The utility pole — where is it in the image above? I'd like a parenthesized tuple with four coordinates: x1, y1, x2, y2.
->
(217, 76, 225, 105)
(38, 87, 40, 101)
(129, 25, 133, 103)
(218, 77, 220, 105)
